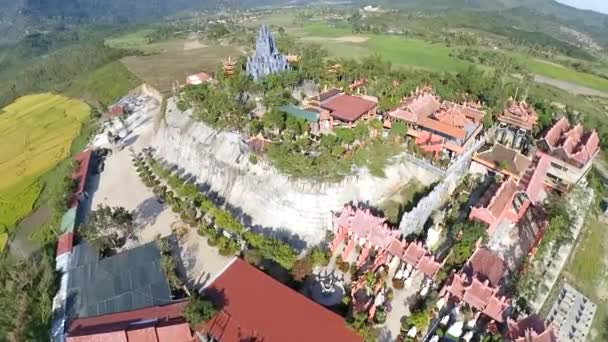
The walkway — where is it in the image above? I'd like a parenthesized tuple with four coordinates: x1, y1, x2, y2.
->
(530, 186, 593, 311)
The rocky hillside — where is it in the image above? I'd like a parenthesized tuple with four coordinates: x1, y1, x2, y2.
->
(153, 98, 440, 245)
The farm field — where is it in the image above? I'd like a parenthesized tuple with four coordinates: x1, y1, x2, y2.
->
(300, 24, 471, 72)
(0, 93, 90, 240)
(108, 28, 245, 93)
(120, 42, 243, 94)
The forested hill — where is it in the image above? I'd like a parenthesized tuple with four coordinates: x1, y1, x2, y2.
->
(0, 0, 288, 43)
(371, 0, 608, 49)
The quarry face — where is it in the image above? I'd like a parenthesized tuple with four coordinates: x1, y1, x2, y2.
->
(153, 98, 440, 245)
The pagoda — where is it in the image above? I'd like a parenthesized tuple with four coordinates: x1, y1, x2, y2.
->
(222, 56, 237, 77)
(246, 25, 290, 81)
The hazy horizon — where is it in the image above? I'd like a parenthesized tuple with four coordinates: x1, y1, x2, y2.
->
(556, 0, 608, 14)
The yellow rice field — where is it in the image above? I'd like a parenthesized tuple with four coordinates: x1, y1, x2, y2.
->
(0, 93, 90, 230)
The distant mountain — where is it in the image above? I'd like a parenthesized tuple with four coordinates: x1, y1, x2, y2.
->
(371, 0, 608, 49)
(0, 0, 289, 44)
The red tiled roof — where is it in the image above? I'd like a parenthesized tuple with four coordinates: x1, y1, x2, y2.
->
(509, 315, 557, 342)
(57, 232, 74, 256)
(67, 331, 127, 342)
(417, 117, 466, 140)
(321, 94, 377, 122)
(463, 278, 494, 311)
(483, 295, 509, 323)
(126, 327, 157, 342)
(156, 322, 193, 342)
(433, 108, 470, 128)
(203, 259, 361, 342)
(404, 92, 442, 118)
(488, 179, 519, 218)
(467, 248, 506, 287)
(542, 117, 600, 167)
(71, 149, 93, 197)
(186, 72, 212, 84)
(418, 255, 441, 278)
(497, 100, 538, 130)
(442, 101, 485, 122)
(402, 242, 427, 267)
(66, 301, 191, 342)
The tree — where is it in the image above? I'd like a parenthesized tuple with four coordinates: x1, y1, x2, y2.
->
(291, 255, 313, 281)
(407, 308, 430, 330)
(451, 221, 487, 265)
(182, 295, 218, 327)
(336, 128, 355, 145)
(81, 204, 135, 252)
(389, 121, 407, 141)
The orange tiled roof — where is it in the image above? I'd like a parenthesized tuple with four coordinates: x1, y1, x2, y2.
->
(496, 100, 538, 130)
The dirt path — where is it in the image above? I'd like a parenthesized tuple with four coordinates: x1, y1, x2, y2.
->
(533, 74, 608, 97)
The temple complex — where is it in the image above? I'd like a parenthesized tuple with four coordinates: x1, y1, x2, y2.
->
(537, 117, 600, 191)
(384, 87, 485, 157)
(440, 247, 510, 323)
(329, 205, 441, 279)
(246, 25, 290, 81)
(495, 99, 538, 152)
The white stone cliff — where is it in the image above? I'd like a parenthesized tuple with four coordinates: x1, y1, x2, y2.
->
(153, 98, 441, 245)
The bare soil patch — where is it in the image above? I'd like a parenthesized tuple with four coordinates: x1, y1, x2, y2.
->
(184, 39, 208, 51)
(121, 44, 243, 94)
(533, 74, 608, 97)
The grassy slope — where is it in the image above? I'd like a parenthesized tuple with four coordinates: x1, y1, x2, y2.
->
(513, 54, 608, 93)
(64, 61, 141, 108)
(0, 94, 90, 231)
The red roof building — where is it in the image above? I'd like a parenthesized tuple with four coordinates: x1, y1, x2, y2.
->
(65, 301, 193, 342)
(56, 232, 74, 256)
(441, 247, 510, 322)
(201, 258, 361, 342)
(70, 149, 93, 206)
(469, 178, 530, 236)
(320, 93, 378, 124)
(330, 206, 441, 278)
(496, 100, 538, 131)
(384, 87, 485, 156)
(508, 315, 557, 342)
(537, 117, 600, 191)
(186, 72, 213, 85)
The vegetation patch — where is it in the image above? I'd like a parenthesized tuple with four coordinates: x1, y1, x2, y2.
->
(0, 93, 90, 230)
(564, 216, 608, 342)
(64, 61, 141, 108)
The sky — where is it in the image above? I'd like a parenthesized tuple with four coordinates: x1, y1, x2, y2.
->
(556, 0, 608, 14)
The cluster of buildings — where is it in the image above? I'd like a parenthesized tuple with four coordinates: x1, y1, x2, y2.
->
(384, 86, 486, 158)
(51, 147, 361, 342)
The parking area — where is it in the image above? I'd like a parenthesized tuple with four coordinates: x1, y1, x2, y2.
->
(87, 93, 232, 287)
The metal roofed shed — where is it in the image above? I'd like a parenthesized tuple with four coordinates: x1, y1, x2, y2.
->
(279, 104, 319, 122)
(65, 241, 174, 320)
